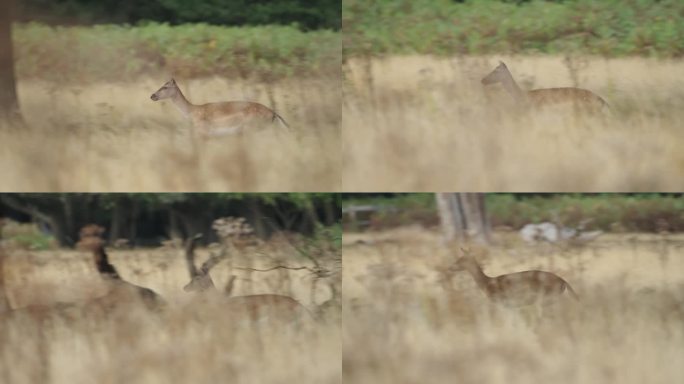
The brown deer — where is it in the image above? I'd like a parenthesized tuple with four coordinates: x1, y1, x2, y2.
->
(481, 61, 609, 114)
(150, 79, 289, 139)
(183, 233, 313, 323)
(451, 251, 579, 307)
(78, 225, 164, 311)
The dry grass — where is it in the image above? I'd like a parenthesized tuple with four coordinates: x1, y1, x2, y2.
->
(343, 227, 684, 383)
(343, 55, 684, 191)
(0, 76, 340, 191)
(0, 242, 341, 384)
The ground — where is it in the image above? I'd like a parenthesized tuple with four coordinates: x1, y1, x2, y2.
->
(0, 242, 341, 384)
(343, 226, 684, 384)
(343, 55, 684, 191)
(1, 77, 340, 192)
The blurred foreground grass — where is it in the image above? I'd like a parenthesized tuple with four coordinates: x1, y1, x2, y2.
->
(342, 55, 684, 191)
(1, 236, 341, 383)
(1, 76, 340, 191)
(343, 227, 684, 384)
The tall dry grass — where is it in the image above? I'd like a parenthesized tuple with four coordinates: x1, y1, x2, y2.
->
(343, 55, 684, 191)
(343, 227, 684, 383)
(0, 76, 340, 191)
(0, 240, 341, 383)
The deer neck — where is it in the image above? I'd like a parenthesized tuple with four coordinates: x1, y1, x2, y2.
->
(170, 87, 194, 118)
(93, 246, 121, 280)
(464, 262, 491, 293)
(500, 70, 527, 103)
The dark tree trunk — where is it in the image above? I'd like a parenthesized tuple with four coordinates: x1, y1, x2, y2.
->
(247, 196, 267, 238)
(323, 197, 336, 225)
(109, 197, 124, 243)
(0, 0, 21, 123)
(167, 208, 183, 241)
(127, 199, 139, 246)
(0, 245, 11, 313)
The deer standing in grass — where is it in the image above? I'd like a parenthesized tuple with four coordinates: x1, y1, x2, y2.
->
(451, 250, 579, 308)
(1, 225, 164, 321)
(481, 61, 609, 114)
(183, 221, 312, 324)
(77, 225, 165, 311)
(150, 79, 289, 139)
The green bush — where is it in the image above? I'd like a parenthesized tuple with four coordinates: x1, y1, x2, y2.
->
(342, 194, 684, 233)
(343, 0, 684, 58)
(17, 0, 340, 31)
(14, 22, 340, 82)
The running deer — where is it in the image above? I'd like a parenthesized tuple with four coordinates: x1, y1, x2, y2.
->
(183, 232, 312, 323)
(451, 251, 579, 307)
(77, 225, 165, 311)
(481, 61, 609, 114)
(150, 79, 289, 138)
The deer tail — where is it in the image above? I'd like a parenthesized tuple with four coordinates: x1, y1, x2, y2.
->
(272, 112, 290, 130)
(564, 282, 580, 301)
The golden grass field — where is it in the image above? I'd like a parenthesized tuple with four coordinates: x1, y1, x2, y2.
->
(343, 227, 684, 383)
(0, 240, 341, 384)
(343, 55, 684, 191)
(0, 77, 340, 191)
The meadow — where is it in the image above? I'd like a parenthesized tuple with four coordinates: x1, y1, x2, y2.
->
(1, 77, 340, 191)
(343, 55, 684, 191)
(343, 226, 684, 383)
(0, 234, 341, 383)
(0, 23, 341, 191)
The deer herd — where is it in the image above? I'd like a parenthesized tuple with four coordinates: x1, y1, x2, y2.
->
(0, 218, 323, 326)
(150, 60, 609, 141)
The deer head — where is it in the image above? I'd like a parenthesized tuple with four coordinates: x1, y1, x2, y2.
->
(150, 79, 179, 101)
(481, 61, 509, 85)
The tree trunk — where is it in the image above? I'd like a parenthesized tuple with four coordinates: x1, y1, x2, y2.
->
(0, 0, 21, 123)
(436, 193, 466, 242)
(247, 196, 267, 238)
(436, 193, 491, 245)
(127, 199, 139, 246)
(0, 245, 11, 313)
(109, 197, 124, 243)
(167, 208, 183, 241)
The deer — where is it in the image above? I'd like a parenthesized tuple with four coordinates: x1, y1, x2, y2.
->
(481, 61, 610, 114)
(183, 232, 313, 324)
(150, 78, 289, 139)
(450, 250, 579, 308)
(77, 225, 165, 311)
(0, 226, 164, 323)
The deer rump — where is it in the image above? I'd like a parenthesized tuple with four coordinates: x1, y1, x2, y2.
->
(485, 270, 578, 307)
(526, 87, 609, 112)
(221, 294, 311, 323)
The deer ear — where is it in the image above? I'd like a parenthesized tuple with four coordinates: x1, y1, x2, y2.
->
(499, 61, 506, 67)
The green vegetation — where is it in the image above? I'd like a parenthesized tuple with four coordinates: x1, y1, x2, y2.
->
(1, 193, 341, 247)
(343, 0, 684, 58)
(342, 194, 684, 232)
(0, 221, 56, 250)
(14, 22, 340, 82)
(18, 0, 341, 30)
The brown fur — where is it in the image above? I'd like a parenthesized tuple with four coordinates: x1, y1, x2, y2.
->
(452, 255, 579, 307)
(150, 79, 288, 138)
(183, 233, 312, 323)
(482, 61, 609, 114)
(527, 87, 609, 112)
(78, 226, 164, 311)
